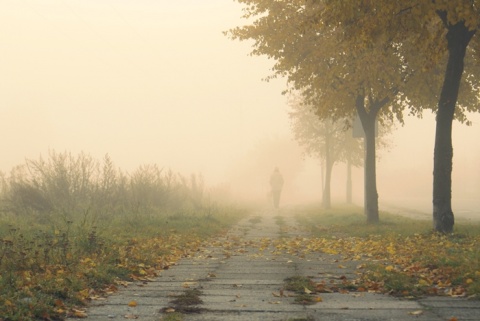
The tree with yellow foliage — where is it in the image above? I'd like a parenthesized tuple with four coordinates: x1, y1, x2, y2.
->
(226, 0, 480, 232)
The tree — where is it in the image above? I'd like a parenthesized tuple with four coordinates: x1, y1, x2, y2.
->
(288, 95, 363, 208)
(318, 1, 480, 232)
(227, 0, 410, 223)
(227, 0, 480, 230)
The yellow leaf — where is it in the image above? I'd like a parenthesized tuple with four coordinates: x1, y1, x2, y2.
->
(465, 278, 474, 284)
(128, 300, 138, 307)
(182, 281, 197, 288)
(72, 309, 88, 318)
(385, 265, 394, 272)
(409, 310, 423, 315)
(164, 308, 175, 313)
(4, 299, 13, 307)
(314, 296, 323, 302)
(78, 288, 90, 299)
(304, 287, 312, 294)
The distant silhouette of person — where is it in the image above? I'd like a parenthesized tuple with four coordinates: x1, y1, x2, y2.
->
(270, 167, 284, 209)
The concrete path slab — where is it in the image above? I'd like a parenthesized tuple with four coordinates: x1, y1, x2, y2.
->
(68, 208, 480, 321)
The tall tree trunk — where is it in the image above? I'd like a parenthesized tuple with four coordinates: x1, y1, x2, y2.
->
(320, 160, 324, 201)
(363, 118, 378, 223)
(346, 158, 352, 204)
(356, 94, 381, 224)
(433, 17, 475, 233)
(322, 122, 333, 209)
(322, 160, 333, 209)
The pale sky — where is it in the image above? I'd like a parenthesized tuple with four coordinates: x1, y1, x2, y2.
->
(0, 0, 290, 184)
(0, 0, 479, 213)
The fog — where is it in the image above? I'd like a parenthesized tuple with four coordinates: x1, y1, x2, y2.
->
(1, 1, 479, 218)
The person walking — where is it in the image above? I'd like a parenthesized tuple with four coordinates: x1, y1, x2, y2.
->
(270, 167, 284, 209)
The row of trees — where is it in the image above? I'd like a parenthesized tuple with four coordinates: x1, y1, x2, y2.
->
(227, 0, 480, 232)
(288, 94, 391, 209)
(0, 150, 206, 227)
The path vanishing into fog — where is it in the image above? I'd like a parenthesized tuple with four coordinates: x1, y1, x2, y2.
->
(69, 207, 479, 321)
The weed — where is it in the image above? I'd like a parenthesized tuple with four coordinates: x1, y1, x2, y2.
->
(284, 276, 318, 305)
(162, 289, 205, 314)
(284, 276, 315, 293)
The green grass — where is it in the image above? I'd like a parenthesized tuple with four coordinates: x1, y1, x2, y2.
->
(284, 276, 315, 293)
(284, 276, 318, 305)
(0, 206, 246, 320)
(294, 203, 480, 297)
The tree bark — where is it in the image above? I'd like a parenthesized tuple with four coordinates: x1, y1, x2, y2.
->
(363, 117, 378, 223)
(346, 158, 352, 204)
(356, 95, 379, 224)
(322, 122, 333, 209)
(433, 17, 475, 233)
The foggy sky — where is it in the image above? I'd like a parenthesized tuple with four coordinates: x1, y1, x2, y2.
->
(1, 0, 479, 213)
(0, 0, 290, 183)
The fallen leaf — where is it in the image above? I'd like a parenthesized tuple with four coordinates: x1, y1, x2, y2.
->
(72, 309, 88, 318)
(408, 310, 423, 315)
(304, 287, 312, 294)
(127, 300, 137, 307)
(182, 281, 198, 288)
(124, 314, 139, 319)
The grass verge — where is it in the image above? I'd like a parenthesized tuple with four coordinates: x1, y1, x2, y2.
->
(0, 206, 246, 320)
(294, 203, 480, 298)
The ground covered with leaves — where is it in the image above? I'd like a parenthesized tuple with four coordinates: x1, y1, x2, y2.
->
(293, 205, 480, 298)
(0, 208, 245, 321)
(1, 203, 479, 320)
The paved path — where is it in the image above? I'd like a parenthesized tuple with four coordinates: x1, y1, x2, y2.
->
(70, 208, 480, 321)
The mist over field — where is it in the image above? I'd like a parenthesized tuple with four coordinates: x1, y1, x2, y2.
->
(1, 0, 480, 219)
